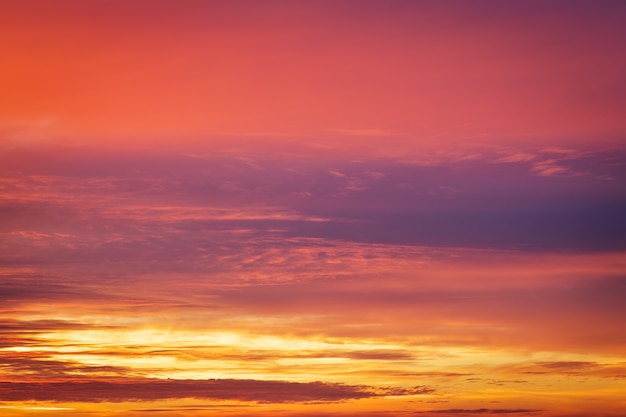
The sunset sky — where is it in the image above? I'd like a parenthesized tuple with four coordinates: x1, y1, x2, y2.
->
(1, 1, 626, 416)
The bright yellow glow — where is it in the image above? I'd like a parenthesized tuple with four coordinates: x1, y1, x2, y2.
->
(0, 406, 76, 411)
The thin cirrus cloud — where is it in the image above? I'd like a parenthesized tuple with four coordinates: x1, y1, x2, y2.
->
(1, 143, 624, 253)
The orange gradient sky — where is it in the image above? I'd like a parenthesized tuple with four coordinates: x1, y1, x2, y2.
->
(1, 1, 626, 417)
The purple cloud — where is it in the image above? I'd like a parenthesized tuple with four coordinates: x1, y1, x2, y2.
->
(0, 379, 434, 403)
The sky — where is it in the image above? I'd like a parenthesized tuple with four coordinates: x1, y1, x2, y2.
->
(1, 1, 625, 416)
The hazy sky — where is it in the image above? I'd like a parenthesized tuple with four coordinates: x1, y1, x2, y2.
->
(1, 1, 625, 416)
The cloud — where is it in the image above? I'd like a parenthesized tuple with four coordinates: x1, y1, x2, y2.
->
(0, 318, 94, 332)
(0, 277, 103, 304)
(212, 274, 626, 353)
(338, 349, 415, 361)
(0, 379, 434, 403)
(493, 153, 536, 163)
(531, 159, 571, 176)
(535, 361, 599, 371)
(2, 143, 625, 253)
(161, 346, 416, 363)
(505, 361, 626, 379)
(415, 409, 542, 415)
(0, 354, 134, 380)
(130, 404, 256, 413)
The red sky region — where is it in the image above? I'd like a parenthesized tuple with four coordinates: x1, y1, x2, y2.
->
(1, 0, 626, 146)
(1, 1, 626, 417)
